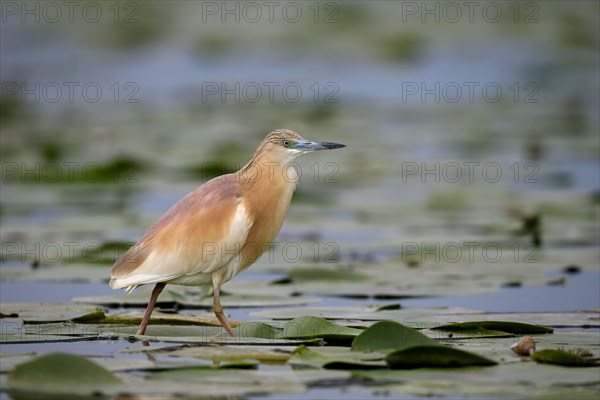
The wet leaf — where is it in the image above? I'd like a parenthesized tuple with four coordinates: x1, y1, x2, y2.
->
(376, 303, 402, 311)
(1, 333, 99, 344)
(280, 316, 363, 341)
(531, 349, 600, 367)
(424, 328, 514, 339)
(73, 310, 226, 327)
(130, 323, 307, 344)
(385, 345, 498, 369)
(355, 362, 600, 398)
(416, 311, 600, 329)
(8, 353, 122, 397)
(146, 368, 306, 394)
(73, 289, 320, 308)
(352, 321, 438, 351)
(290, 345, 387, 369)
(232, 321, 281, 339)
(1, 353, 157, 372)
(250, 305, 481, 321)
(123, 343, 294, 363)
(431, 321, 554, 334)
(70, 309, 107, 323)
(0, 302, 104, 323)
(1, 321, 316, 345)
(1, 322, 107, 343)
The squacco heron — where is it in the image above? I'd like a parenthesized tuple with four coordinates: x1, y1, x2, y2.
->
(109, 129, 345, 336)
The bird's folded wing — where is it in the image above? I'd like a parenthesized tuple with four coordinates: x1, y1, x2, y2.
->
(110, 178, 251, 290)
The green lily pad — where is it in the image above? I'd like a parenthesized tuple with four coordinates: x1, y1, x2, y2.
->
(290, 345, 387, 369)
(280, 316, 363, 341)
(128, 323, 308, 344)
(531, 349, 600, 367)
(146, 368, 305, 394)
(431, 321, 554, 334)
(1, 332, 99, 344)
(71, 309, 108, 322)
(1, 353, 156, 373)
(385, 345, 498, 369)
(2, 320, 316, 345)
(424, 328, 514, 339)
(145, 367, 350, 395)
(250, 305, 481, 321)
(404, 312, 599, 329)
(8, 353, 122, 397)
(1, 322, 105, 343)
(355, 362, 600, 398)
(122, 343, 294, 363)
(73, 310, 226, 327)
(352, 321, 438, 351)
(73, 289, 320, 308)
(0, 302, 104, 323)
(232, 321, 281, 339)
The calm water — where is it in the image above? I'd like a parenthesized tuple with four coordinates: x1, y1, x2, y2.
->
(1, 2, 598, 399)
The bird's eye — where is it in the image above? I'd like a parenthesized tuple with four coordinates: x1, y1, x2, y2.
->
(283, 140, 290, 148)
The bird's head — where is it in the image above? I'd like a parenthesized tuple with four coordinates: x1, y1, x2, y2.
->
(258, 129, 345, 164)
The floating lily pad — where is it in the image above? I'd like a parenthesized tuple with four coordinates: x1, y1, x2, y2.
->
(531, 349, 600, 367)
(250, 305, 481, 321)
(71, 309, 108, 322)
(352, 321, 438, 352)
(1, 332, 99, 344)
(0, 302, 104, 323)
(8, 353, 122, 397)
(1, 353, 157, 373)
(1, 320, 318, 345)
(423, 328, 514, 339)
(355, 362, 600, 398)
(2, 322, 121, 343)
(154, 336, 322, 346)
(73, 310, 227, 328)
(385, 345, 498, 369)
(129, 323, 313, 344)
(122, 343, 294, 363)
(232, 321, 281, 339)
(146, 368, 305, 394)
(73, 289, 321, 308)
(280, 316, 363, 341)
(431, 321, 554, 334)
(290, 345, 387, 369)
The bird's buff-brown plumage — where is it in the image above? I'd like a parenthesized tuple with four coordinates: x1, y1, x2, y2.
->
(110, 129, 344, 336)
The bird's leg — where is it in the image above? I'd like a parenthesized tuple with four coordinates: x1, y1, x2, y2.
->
(213, 286, 234, 337)
(212, 273, 235, 337)
(136, 282, 166, 336)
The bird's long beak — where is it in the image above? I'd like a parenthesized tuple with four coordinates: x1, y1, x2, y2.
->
(293, 140, 345, 152)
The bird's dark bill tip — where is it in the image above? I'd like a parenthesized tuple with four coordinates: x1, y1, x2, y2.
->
(321, 141, 346, 149)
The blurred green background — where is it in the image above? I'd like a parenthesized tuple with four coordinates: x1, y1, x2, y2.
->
(0, 1, 598, 299)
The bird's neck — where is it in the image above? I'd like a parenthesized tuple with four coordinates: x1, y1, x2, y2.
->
(237, 153, 298, 191)
(234, 153, 297, 265)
